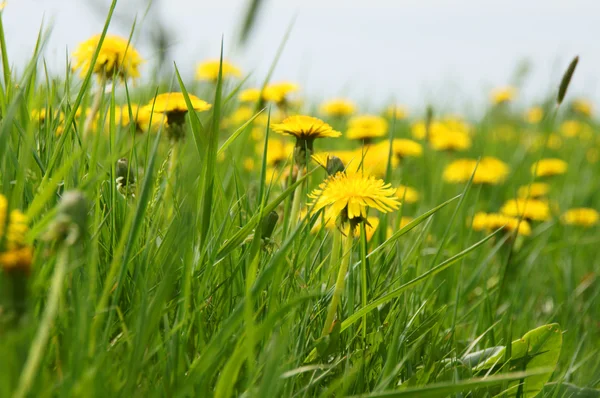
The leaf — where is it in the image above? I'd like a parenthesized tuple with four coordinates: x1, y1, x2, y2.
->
(474, 323, 563, 397)
(542, 382, 600, 397)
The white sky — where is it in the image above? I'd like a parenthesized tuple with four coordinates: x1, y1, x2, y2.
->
(3, 0, 599, 113)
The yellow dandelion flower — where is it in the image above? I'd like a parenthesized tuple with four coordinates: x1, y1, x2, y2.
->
(430, 129, 472, 151)
(386, 105, 409, 120)
(271, 115, 341, 141)
(531, 158, 568, 177)
(501, 198, 551, 221)
(263, 82, 299, 104)
(561, 208, 599, 227)
(146, 92, 212, 115)
(320, 98, 356, 117)
(308, 172, 400, 223)
(525, 106, 544, 123)
(395, 185, 419, 204)
(0, 194, 33, 273)
(490, 86, 517, 104)
(571, 98, 593, 117)
(346, 115, 388, 141)
(239, 88, 262, 103)
(243, 158, 255, 171)
(443, 157, 509, 185)
(259, 139, 294, 167)
(340, 147, 399, 177)
(195, 59, 242, 81)
(471, 212, 531, 236)
(374, 139, 423, 159)
(517, 182, 550, 199)
(72, 34, 144, 82)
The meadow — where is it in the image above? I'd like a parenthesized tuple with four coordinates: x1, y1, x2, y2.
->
(0, 3, 599, 397)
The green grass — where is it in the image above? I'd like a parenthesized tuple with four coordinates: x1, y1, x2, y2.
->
(1, 6, 600, 398)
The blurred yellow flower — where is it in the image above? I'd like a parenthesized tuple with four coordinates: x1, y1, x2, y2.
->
(501, 198, 550, 221)
(443, 157, 509, 185)
(490, 86, 517, 104)
(412, 119, 472, 151)
(260, 139, 294, 167)
(587, 148, 599, 164)
(243, 158, 255, 171)
(195, 59, 242, 81)
(374, 139, 423, 159)
(72, 34, 144, 82)
(517, 182, 550, 199)
(239, 88, 261, 103)
(263, 82, 299, 104)
(340, 147, 399, 177)
(525, 106, 544, 123)
(395, 185, 419, 203)
(271, 115, 341, 140)
(430, 129, 472, 151)
(386, 105, 409, 120)
(320, 98, 356, 117)
(561, 208, 599, 227)
(471, 212, 531, 236)
(146, 92, 212, 115)
(346, 115, 389, 141)
(531, 158, 567, 177)
(571, 98, 593, 117)
(0, 194, 33, 273)
(308, 172, 400, 223)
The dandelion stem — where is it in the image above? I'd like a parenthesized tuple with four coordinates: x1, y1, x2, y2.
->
(359, 222, 368, 339)
(322, 229, 353, 337)
(14, 246, 69, 398)
(327, 228, 342, 287)
(288, 166, 304, 233)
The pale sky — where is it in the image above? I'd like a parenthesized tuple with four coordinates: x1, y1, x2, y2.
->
(4, 0, 599, 113)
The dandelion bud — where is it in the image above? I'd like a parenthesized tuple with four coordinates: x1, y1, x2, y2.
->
(557, 56, 579, 106)
(260, 211, 279, 240)
(326, 156, 345, 176)
(116, 158, 135, 186)
(46, 191, 88, 246)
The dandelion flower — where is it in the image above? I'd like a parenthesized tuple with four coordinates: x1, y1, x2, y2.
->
(144, 92, 211, 141)
(525, 106, 544, 123)
(320, 98, 356, 117)
(195, 59, 242, 82)
(517, 182, 550, 199)
(395, 185, 419, 203)
(308, 171, 400, 225)
(338, 147, 399, 177)
(0, 194, 33, 273)
(571, 98, 593, 117)
(471, 212, 531, 236)
(260, 139, 294, 167)
(531, 158, 567, 177)
(561, 208, 599, 227)
(430, 129, 471, 151)
(374, 139, 423, 159)
(72, 34, 144, 82)
(501, 198, 551, 221)
(443, 157, 509, 185)
(346, 115, 388, 141)
(490, 86, 517, 105)
(263, 82, 299, 105)
(271, 115, 341, 165)
(239, 88, 262, 103)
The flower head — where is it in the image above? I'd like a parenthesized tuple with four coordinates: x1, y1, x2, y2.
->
(501, 198, 551, 221)
(346, 115, 388, 141)
(239, 88, 262, 103)
(443, 157, 509, 185)
(320, 98, 356, 117)
(395, 185, 419, 204)
(0, 194, 33, 273)
(375, 139, 423, 159)
(263, 82, 299, 105)
(144, 92, 211, 141)
(72, 34, 143, 82)
(308, 171, 400, 226)
(195, 59, 242, 81)
(525, 106, 544, 123)
(571, 98, 593, 117)
(531, 158, 567, 177)
(517, 182, 550, 199)
(561, 208, 599, 227)
(490, 86, 517, 104)
(471, 212, 531, 236)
